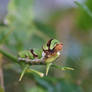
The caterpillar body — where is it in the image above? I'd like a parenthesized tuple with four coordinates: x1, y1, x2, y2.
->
(18, 39, 63, 65)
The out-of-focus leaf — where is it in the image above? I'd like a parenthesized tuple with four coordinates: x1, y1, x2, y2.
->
(75, 1, 92, 17)
(28, 86, 46, 92)
(34, 76, 83, 92)
(76, 0, 92, 30)
(56, 80, 83, 92)
(34, 21, 56, 38)
(0, 87, 4, 92)
(35, 77, 54, 92)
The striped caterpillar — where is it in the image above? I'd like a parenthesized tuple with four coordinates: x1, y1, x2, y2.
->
(18, 39, 63, 64)
(18, 39, 63, 79)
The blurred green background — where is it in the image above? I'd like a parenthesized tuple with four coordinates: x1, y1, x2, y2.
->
(0, 0, 92, 92)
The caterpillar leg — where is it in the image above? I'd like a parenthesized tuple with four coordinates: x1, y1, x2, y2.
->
(46, 63, 52, 76)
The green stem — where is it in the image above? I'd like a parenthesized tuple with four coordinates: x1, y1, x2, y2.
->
(52, 64, 74, 70)
(0, 49, 73, 79)
(46, 63, 52, 76)
(0, 49, 17, 63)
(27, 68, 44, 77)
(19, 65, 29, 82)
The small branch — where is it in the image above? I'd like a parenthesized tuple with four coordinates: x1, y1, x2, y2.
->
(0, 49, 74, 80)
(52, 64, 74, 71)
(0, 49, 45, 65)
(0, 49, 17, 63)
(27, 68, 44, 77)
(0, 49, 74, 69)
(19, 65, 29, 82)
(0, 54, 5, 92)
(46, 63, 52, 76)
(18, 57, 45, 65)
(0, 67, 4, 91)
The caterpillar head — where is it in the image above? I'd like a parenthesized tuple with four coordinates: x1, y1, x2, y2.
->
(43, 39, 63, 57)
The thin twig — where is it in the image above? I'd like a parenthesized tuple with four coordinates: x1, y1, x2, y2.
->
(0, 49, 17, 63)
(19, 65, 29, 82)
(0, 48, 74, 80)
(0, 54, 5, 92)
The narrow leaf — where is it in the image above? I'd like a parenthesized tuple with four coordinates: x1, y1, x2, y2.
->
(52, 64, 74, 71)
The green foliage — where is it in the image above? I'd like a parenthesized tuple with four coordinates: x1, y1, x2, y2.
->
(29, 86, 46, 92)
(76, 0, 92, 30)
(34, 22, 56, 38)
(0, 0, 56, 54)
(34, 77, 83, 92)
(0, 0, 92, 92)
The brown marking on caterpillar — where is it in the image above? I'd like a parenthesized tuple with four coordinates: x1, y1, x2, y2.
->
(53, 43, 63, 52)
(18, 40, 63, 64)
(43, 43, 63, 58)
(30, 49, 38, 58)
(47, 39, 53, 50)
(42, 39, 53, 57)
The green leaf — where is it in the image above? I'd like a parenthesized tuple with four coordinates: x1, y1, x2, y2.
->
(35, 77, 54, 92)
(28, 86, 46, 92)
(75, 0, 92, 30)
(52, 64, 74, 71)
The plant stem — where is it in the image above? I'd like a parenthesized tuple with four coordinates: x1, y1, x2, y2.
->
(0, 49, 17, 63)
(46, 63, 52, 76)
(0, 54, 5, 92)
(52, 64, 74, 70)
(27, 68, 44, 77)
(19, 65, 29, 82)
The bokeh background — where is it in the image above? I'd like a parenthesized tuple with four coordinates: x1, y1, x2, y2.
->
(0, 0, 92, 92)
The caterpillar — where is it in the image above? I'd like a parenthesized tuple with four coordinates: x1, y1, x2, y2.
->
(18, 39, 63, 65)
